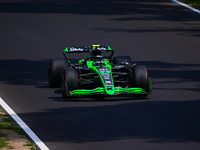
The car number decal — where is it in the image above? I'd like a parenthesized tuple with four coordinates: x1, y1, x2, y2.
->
(97, 67, 113, 87)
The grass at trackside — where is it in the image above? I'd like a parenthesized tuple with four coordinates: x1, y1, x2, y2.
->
(0, 109, 24, 135)
(0, 108, 23, 149)
(24, 141, 36, 150)
(0, 108, 36, 149)
(183, 0, 200, 9)
(0, 122, 24, 135)
(0, 132, 8, 148)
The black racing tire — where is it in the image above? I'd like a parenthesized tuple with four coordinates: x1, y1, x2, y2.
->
(48, 58, 68, 88)
(132, 65, 149, 96)
(62, 68, 79, 98)
(113, 56, 132, 68)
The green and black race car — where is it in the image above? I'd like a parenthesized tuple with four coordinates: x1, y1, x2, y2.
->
(48, 45, 151, 98)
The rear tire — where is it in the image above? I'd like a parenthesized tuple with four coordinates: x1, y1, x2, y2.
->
(48, 58, 68, 88)
(61, 68, 79, 98)
(113, 56, 132, 68)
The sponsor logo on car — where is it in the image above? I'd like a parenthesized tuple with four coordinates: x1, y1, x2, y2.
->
(69, 47, 84, 51)
(92, 47, 107, 50)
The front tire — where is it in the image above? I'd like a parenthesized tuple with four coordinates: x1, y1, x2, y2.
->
(132, 65, 149, 96)
(61, 68, 79, 98)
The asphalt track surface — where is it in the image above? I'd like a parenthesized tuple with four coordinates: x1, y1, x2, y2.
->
(0, 0, 200, 150)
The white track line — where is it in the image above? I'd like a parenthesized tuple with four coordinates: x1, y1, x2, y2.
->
(171, 0, 200, 14)
(0, 97, 49, 150)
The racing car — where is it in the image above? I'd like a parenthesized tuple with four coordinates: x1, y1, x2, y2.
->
(48, 45, 151, 98)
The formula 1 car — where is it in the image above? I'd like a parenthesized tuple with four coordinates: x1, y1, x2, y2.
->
(48, 45, 151, 98)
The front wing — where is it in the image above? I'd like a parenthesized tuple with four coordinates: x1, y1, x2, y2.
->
(68, 86, 148, 96)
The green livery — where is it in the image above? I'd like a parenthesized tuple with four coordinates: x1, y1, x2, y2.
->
(48, 45, 151, 98)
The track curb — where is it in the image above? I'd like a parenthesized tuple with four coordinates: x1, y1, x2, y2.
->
(172, 0, 200, 14)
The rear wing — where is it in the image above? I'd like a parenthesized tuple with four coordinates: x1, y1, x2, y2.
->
(63, 47, 89, 53)
(91, 45, 112, 52)
(62, 45, 114, 66)
(63, 45, 112, 53)
(63, 45, 114, 57)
